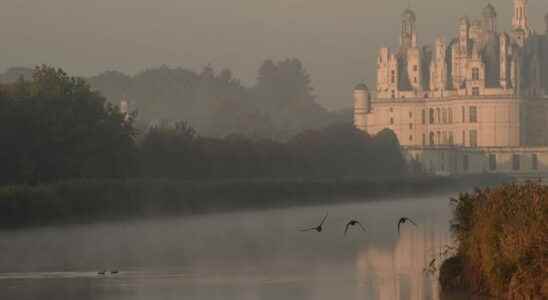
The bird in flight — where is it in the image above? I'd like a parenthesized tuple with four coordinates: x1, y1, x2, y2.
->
(300, 213, 328, 232)
(110, 270, 119, 275)
(97, 270, 106, 275)
(344, 219, 366, 236)
(397, 217, 417, 234)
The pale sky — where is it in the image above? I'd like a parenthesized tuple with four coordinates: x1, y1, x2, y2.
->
(1, 0, 546, 109)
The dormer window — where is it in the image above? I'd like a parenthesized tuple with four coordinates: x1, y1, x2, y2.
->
(472, 68, 480, 81)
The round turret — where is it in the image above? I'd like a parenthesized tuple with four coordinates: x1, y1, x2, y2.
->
(353, 83, 371, 132)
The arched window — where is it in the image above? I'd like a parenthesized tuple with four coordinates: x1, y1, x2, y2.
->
(429, 132, 435, 145)
(429, 108, 435, 124)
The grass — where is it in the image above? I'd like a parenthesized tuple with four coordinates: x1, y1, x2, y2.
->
(441, 181, 548, 299)
(0, 175, 506, 228)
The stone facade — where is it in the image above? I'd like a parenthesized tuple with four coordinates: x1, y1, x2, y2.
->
(354, 1, 548, 175)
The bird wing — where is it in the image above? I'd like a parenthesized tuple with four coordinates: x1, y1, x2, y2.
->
(406, 218, 418, 226)
(299, 227, 317, 232)
(319, 212, 328, 226)
(397, 219, 403, 234)
(356, 221, 366, 232)
(344, 222, 351, 236)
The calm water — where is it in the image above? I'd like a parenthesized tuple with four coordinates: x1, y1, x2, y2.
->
(0, 194, 455, 300)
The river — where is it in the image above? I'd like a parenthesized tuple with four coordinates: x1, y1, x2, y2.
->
(0, 193, 456, 299)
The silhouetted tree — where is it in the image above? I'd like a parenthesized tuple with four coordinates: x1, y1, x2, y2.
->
(0, 65, 137, 184)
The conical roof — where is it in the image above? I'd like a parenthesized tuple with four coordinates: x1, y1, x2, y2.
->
(401, 8, 416, 22)
(353, 83, 369, 91)
(483, 3, 497, 18)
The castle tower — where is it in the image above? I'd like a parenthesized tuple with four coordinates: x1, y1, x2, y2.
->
(482, 3, 497, 33)
(469, 19, 483, 43)
(430, 36, 447, 92)
(512, 0, 530, 45)
(353, 83, 371, 132)
(400, 9, 417, 48)
(457, 16, 470, 52)
(545, 12, 548, 33)
(500, 33, 510, 89)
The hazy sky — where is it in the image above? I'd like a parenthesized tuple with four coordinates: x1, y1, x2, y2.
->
(1, 0, 546, 109)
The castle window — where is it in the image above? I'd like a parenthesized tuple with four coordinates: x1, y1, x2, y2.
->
(429, 132, 435, 145)
(409, 135, 413, 142)
(513, 154, 521, 171)
(421, 110, 426, 124)
(413, 65, 418, 72)
(443, 132, 448, 144)
(449, 132, 454, 145)
(391, 90, 396, 99)
(462, 106, 465, 122)
(442, 109, 447, 123)
(437, 131, 441, 144)
(390, 117, 394, 125)
(422, 134, 426, 145)
(489, 154, 497, 171)
(413, 77, 417, 84)
(409, 112, 413, 118)
(449, 108, 453, 123)
(462, 130, 466, 145)
(472, 68, 480, 81)
(409, 123, 413, 129)
(532, 154, 538, 170)
(469, 129, 478, 147)
(391, 70, 396, 84)
(469, 106, 478, 123)
(436, 108, 441, 123)
(429, 108, 435, 124)
(472, 87, 480, 96)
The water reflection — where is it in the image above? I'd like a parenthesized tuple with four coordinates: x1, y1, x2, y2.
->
(0, 194, 455, 300)
(356, 212, 452, 300)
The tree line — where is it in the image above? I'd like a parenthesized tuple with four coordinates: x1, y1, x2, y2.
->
(87, 59, 344, 140)
(0, 65, 405, 185)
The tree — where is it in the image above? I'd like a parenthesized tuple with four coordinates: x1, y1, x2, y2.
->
(0, 65, 138, 184)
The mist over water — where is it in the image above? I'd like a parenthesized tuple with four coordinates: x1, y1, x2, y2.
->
(0, 194, 454, 299)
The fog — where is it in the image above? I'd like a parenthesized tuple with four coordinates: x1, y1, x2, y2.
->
(0, 194, 454, 300)
(1, 0, 546, 110)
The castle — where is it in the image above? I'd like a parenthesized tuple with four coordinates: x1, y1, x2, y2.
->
(354, 1, 548, 175)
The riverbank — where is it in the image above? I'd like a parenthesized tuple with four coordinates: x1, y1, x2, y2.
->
(440, 182, 548, 299)
(0, 175, 507, 228)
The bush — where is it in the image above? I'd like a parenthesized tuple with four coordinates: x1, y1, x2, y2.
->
(447, 182, 548, 299)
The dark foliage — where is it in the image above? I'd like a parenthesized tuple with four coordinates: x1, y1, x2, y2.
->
(138, 122, 405, 179)
(0, 65, 138, 184)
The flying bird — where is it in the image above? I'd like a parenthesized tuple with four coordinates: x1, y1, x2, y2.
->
(397, 217, 417, 234)
(97, 270, 106, 275)
(300, 213, 328, 232)
(344, 219, 366, 236)
(110, 270, 119, 275)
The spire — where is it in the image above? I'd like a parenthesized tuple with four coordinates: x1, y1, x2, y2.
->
(482, 3, 497, 33)
(400, 8, 417, 48)
(512, 0, 529, 31)
(512, 0, 530, 46)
